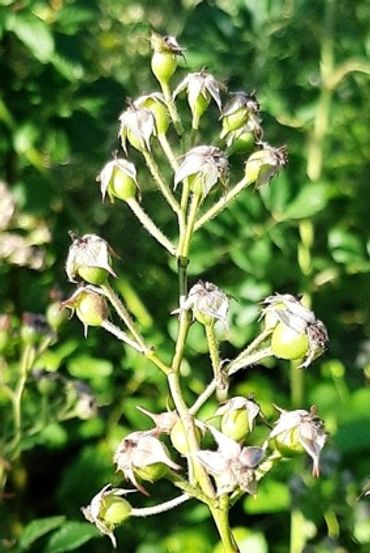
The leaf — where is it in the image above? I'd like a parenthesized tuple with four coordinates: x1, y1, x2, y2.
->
(19, 516, 65, 550)
(67, 354, 113, 379)
(279, 183, 329, 220)
(244, 480, 290, 514)
(44, 522, 100, 553)
(7, 12, 54, 63)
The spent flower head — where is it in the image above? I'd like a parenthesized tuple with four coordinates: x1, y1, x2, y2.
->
(150, 32, 185, 86)
(245, 143, 288, 188)
(114, 430, 181, 495)
(66, 233, 116, 285)
(216, 396, 260, 441)
(221, 91, 260, 139)
(98, 157, 138, 203)
(174, 146, 228, 199)
(137, 406, 179, 434)
(174, 69, 224, 129)
(134, 92, 170, 136)
(82, 484, 133, 548)
(62, 286, 108, 337)
(197, 425, 265, 495)
(181, 280, 229, 326)
(269, 406, 328, 477)
(119, 103, 156, 153)
(262, 293, 328, 367)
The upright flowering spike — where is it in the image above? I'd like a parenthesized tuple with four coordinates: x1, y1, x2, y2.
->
(174, 70, 224, 129)
(261, 293, 328, 367)
(98, 158, 138, 203)
(134, 93, 170, 136)
(114, 430, 181, 495)
(66, 233, 116, 285)
(196, 425, 264, 495)
(119, 104, 156, 153)
(220, 92, 260, 139)
(82, 484, 133, 548)
(244, 143, 288, 187)
(269, 406, 328, 477)
(174, 146, 228, 200)
(62, 286, 108, 337)
(181, 281, 229, 326)
(216, 396, 260, 442)
(150, 32, 184, 86)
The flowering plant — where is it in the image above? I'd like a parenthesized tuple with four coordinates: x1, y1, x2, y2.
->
(60, 32, 330, 552)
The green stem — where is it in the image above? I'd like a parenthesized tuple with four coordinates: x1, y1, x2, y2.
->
(205, 323, 228, 401)
(178, 190, 202, 258)
(230, 328, 273, 366)
(161, 81, 184, 136)
(101, 320, 146, 353)
(142, 150, 180, 214)
(158, 133, 179, 172)
(100, 282, 147, 350)
(127, 198, 176, 255)
(194, 176, 251, 231)
(227, 346, 272, 376)
(190, 346, 272, 415)
(10, 344, 35, 457)
(211, 497, 239, 553)
(131, 494, 190, 517)
(180, 177, 191, 213)
(290, 508, 306, 553)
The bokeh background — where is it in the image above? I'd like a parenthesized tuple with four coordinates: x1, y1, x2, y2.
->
(1, 0, 370, 552)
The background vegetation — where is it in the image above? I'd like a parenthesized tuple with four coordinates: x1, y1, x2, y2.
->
(1, 0, 369, 551)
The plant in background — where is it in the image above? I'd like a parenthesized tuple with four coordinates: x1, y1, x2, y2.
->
(52, 32, 331, 552)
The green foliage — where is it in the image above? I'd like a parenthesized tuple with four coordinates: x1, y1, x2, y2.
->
(1, 1, 370, 552)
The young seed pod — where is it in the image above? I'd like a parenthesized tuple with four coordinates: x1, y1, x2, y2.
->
(150, 32, 184, 86)
(271, 322, 309, 361)
(66, 234, 116, 285)
(62, 287, 108, 337)
(101, 495, 132, 526)
(170, 420, 202, 455)
(98, 158, 138, 203)
(244, 144, 288, 188)
(218, 397, 260, 442)
(135, 93, 170, 136)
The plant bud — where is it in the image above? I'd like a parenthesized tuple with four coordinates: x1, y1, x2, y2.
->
(102, 495, 132, 525)
(216, 397, 260, 442)
(170, 419, 202, 455)
(62, 287, 108, 337)
(46, 301, 68, 332)
(150, 32, 184, 85)
(181, 281, 229, 327)
(174, 70, 223, 129)
(114, 430, 181, 494)
(174, 146, 228, 200)
(134, 93, 170, 136)
(20, 313, 51, 346)
(221, 92, 259, 138)
(66, 233, 116, 285)
(269, 407, 327, 476)
(33, 369, 59, 396)
(98, 158, 138, 203)
(119, 104, 156, 153)
(262, 293, 328, 367)
(82, 484, 133, 548)
(244, 144, 288, 187)
(271, 322, 309, 360)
